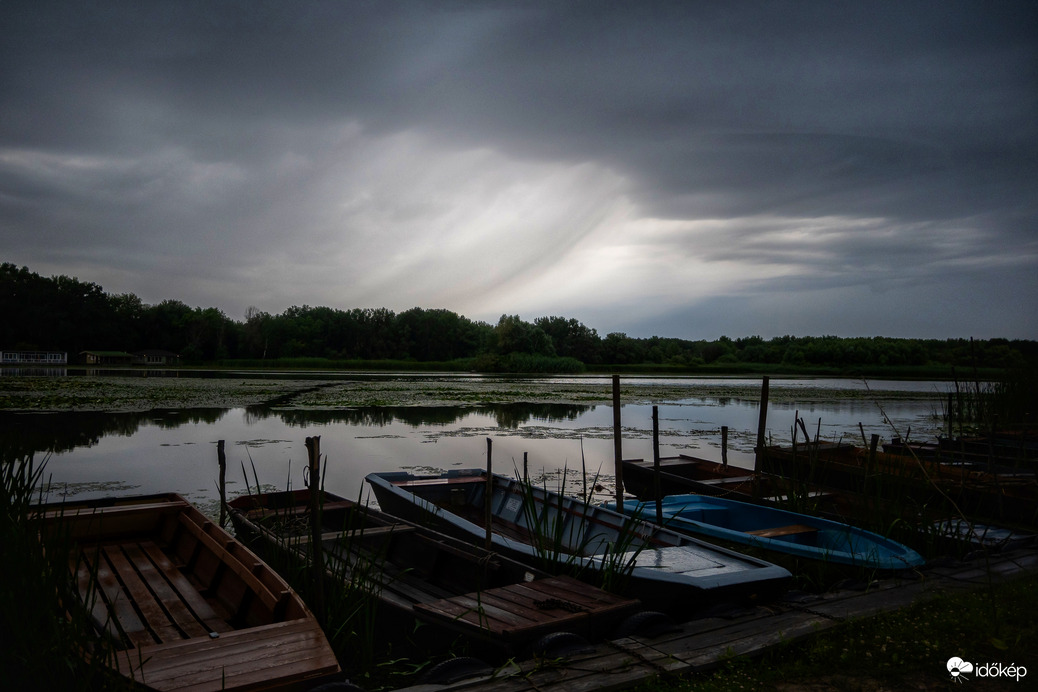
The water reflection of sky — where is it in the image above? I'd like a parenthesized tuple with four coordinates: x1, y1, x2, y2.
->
(9, 380, 946, 514)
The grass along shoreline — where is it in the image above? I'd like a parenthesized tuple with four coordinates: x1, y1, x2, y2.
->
(645, 570, 1037, 691)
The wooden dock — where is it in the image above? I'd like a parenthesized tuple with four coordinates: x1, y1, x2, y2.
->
(395, 546, 1038, 692)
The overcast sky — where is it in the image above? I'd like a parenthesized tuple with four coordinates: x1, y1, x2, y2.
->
(2, 1, 1036, 340)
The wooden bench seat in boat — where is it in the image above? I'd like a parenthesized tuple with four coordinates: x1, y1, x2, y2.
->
(40, 493, 340, 691)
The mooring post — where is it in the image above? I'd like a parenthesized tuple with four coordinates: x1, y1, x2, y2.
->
(485, 437, 493, 550)
(612, 374, 624, 510)
(721, 425, 729, 468)
(652, 405, 662, 525)
(523, 451, 528, 484)
(869, 433, 880, 467)
(304, 436, 325, 622)
(217, 440, 227, 528)
(754, 376, 770, 477)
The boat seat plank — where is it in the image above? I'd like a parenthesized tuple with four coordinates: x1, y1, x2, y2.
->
(84, 549, 153, 648)
(103, 545, 182, 644)
(747, 524, 819, 538)
(117, 619, 339, 691)
(123, 543, 211, 639)
(75, 558, 124, 645)
(139, 542, 233, 634)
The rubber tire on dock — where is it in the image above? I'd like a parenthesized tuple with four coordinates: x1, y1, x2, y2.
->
(528, 631, 595, 659)
(613, 610, 679, 638)
(420, 656, 494, 685)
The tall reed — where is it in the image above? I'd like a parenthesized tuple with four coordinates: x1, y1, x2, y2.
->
(2, 454, 131, 690)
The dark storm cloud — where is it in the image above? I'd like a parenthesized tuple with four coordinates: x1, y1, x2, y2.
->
(1, 1, 1035, 338)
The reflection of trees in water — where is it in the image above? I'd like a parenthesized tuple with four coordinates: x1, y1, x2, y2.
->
(0, 409, 228, 458)
(246, 402, 592, 428)
(2, 402, 591, 459)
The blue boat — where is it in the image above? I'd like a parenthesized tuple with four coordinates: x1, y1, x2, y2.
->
(611, 494, 925, 571)
(366, 469, 791, 613)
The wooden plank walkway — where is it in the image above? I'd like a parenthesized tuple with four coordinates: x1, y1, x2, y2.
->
(414, 576, 640, 645)
(395, 547, 1038, 692)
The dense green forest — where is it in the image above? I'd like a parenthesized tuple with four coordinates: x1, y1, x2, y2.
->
(2, 263, 1035, 374)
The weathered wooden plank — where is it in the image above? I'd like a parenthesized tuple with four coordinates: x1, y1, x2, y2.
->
(83, 548, 153, 648)
(140, 542, 232, 634)
(419, 593, 534, 631)
(124, 543, 210, 639)
(119, 619, 339, 691)
(103, 544, 183, 644)
(75, 556, 124, 646)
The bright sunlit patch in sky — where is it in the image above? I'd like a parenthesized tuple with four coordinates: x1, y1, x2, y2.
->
(1, 2, 1035, 339)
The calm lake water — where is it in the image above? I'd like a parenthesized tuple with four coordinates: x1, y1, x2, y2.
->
(5, 375, 951, 517)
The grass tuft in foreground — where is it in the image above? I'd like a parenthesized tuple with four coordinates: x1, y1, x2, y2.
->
(639, 572, 1037, 691)
(1, 454, 133, 691)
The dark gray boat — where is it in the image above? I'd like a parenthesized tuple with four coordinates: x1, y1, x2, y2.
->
(366, 469, 791, 614)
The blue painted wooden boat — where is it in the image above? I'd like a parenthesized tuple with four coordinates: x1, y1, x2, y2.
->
(366, 469, 791, 613)
(610, 494, 925, 571)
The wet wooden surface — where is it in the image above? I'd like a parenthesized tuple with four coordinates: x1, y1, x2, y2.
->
(394, 546, 1038, 692)
(414, 575, 639, 642)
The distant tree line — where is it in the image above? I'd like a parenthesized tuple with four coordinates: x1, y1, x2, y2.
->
(2, 263, 1035, 373)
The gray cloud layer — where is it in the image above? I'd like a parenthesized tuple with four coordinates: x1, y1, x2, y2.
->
(2, 1, 1036, 338)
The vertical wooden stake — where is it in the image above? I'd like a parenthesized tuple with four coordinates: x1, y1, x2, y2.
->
(485, 437, 493, 550)
(612, 374, 624, 510)
(304, 436, 325, 622)
(869, 433, 879, 467)
(217, 440, 227, 528)
(721, 426, 729, 468)
(652, 405, 662, 525)
(523, 451, 528, 484)
(754, 376, 770, 476)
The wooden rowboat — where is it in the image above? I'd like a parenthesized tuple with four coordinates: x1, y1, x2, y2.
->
(36, 493, 341, 691)
(621, 454, 839, 509)
(227, 488, 641, 655)
(366, 470, 791, 615)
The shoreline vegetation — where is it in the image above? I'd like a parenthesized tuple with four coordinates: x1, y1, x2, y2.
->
(3, 263, 1036, 378)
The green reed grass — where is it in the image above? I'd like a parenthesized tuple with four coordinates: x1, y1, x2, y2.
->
(511, 464, 649, 594)
(2, 454, 133, 691)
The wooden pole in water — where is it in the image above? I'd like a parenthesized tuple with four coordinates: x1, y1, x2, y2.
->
(754, 376, 770, 475)
(612, 375, 624, 510)
(652, 405, 662, 525)
(304, 436, 325, 622)
(217, 440, 227, 528)
(721, 426, 729, 468)
(523, 451, 528, 484)
(485, 437, 493, 551)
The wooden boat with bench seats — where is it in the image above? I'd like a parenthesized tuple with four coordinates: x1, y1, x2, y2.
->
(227, 488, 641, 655)
(621, 453, 839, 510)
(35, 493, 341, 692)
(366, 470, 791, 616)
